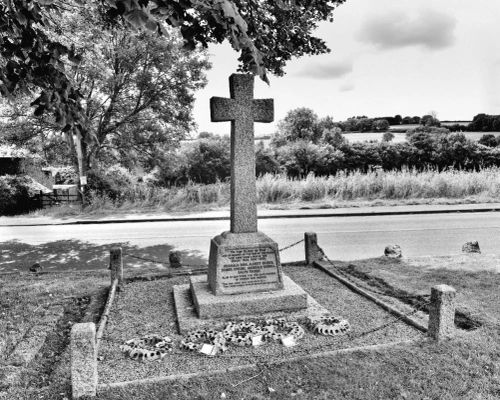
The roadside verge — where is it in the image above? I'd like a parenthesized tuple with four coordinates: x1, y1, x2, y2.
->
(2, 203, 500, 226)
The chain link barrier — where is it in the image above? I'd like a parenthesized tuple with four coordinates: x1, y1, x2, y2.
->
(123, 237, 305, 270)
(278, 238, 304, 253)
(316, 245, 389, 297)
(316, 245, 431, 312)
(124, 253, 207, 269)
(99, 237, 429, 364)
(2, 238, 306, 278)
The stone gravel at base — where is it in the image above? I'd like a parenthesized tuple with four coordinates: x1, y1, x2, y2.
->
(98, 265, 424, 385)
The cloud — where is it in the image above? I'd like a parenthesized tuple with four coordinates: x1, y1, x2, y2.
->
(357, 9, 457, 50)
(296, 60, 353, 79)
(339, 83, 355, 92)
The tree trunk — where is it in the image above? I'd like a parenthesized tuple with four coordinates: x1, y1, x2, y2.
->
(79, 141, 89, 207)
(69, 131, 89, 207)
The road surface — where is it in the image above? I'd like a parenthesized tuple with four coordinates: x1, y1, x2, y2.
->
(1, 212, 499, 272)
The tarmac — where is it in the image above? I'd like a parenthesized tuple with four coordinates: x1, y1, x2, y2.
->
(2, 202, 500, 226)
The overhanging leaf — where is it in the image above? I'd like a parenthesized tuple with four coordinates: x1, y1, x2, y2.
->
(124, 9, 150, 28)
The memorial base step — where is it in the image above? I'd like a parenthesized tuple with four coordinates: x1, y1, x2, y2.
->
(173, 274, 319, 334)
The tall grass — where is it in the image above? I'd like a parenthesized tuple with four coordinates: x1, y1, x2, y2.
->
(80, 167, 500, 212)
(256, 168, 500, 203)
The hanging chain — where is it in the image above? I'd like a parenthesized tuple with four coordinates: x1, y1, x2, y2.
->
(125, 253, 207, 269)
(125, 237, 305, 268)
(279, 238, 304, 252)
(99, 238, 430, 363)
(315, 245, 391, 297)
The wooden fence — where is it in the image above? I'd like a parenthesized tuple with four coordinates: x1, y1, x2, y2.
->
(37, 188, 81, 208)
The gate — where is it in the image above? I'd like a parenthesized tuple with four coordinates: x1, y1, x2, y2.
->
(38, 187, 81, 208)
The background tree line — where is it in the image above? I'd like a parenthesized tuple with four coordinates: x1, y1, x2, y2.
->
(148, 108, 500, 185)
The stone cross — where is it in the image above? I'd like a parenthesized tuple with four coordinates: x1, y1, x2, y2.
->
(210, 74, 274, 233)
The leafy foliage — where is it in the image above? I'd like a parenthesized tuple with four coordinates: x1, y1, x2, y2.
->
(0, 1, 84, 130)
(421, 113, 440, 127)
(321, 127, 345, 147)
(181, 135, 231, 184)
(478, 134, 499, 148)
(0, 175, 40, 215)
(337, 116, 390, 132)
(1, 5, 211, 178)
(255, 141, 280, 176)
(382, 131, 394, 142)
(53, 166, 78, 184)
(263, 123, 500, 177)
(275, 140, 342, 177)
(469, 114, 500, 132)
(85, 164, 135, 200)
(0, 0, 345, 137)
(273, 108, 323, 145)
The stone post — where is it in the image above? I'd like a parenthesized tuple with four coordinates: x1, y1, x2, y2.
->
(305, 232, 323, 265)
(71, 322, 97, 399)
(428, 284, 456, 340)
(110, 247, 123, 286)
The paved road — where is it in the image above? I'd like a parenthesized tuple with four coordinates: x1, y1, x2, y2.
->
(1, 212, 499, 272)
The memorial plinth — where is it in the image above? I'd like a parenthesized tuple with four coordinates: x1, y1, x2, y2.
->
(190, 274, 308, 319)
(207, 231, 283, 295)
(187, 230, 308, 320)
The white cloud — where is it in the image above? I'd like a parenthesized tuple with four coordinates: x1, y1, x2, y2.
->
(357, 8, 457, 50)
(339, 82, 355, 92)
(296, 60, 353, 79)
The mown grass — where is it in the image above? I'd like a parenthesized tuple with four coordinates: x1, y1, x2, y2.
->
(2, 255, 500, 399)
(96, 256, 500, 400)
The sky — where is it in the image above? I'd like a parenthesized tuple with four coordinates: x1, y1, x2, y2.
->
(192, 0, 500, 137)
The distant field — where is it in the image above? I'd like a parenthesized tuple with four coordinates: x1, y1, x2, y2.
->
(441, 121, 471, 127)
(388, 124, 420, 132)
(463, 131, 500, 141)
(345, 131, 500, 143)
(344, 132, 406, 143)
(254, 128, 500, 145)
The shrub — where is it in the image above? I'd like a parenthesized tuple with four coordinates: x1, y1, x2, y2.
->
(255, 144, 280, 176)
(86, 165, 135, 202)
(373, 119, 390, 132)
(0, 175, 40, 215)
(478, 134, 498, 147)
(276, 140, 331, 177)
(469, 114, 500, 131)
(54, 166, 78, 184)
(321, 127, 345, 147)
(382, 132, 395, 142)
(182, 137, 230, 184)
(269, 127, 500, 176)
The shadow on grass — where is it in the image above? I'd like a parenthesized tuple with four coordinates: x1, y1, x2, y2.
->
(0, 239, 207, 273)
(336, 256, 500, 327)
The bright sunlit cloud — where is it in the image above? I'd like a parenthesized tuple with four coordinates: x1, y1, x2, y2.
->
(357, 8, 457, 51)
(192, 0, 500, 136)
(295, 60, 353, 79)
